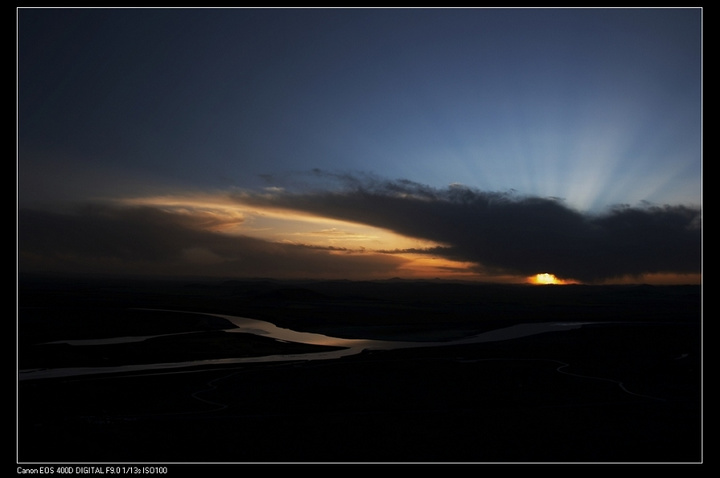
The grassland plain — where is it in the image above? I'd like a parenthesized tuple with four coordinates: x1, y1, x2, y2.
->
(17, 275, 701, 464)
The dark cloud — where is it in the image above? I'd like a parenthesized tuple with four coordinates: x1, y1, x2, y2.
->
(235, 173, 702, 283)
(17, 203, 408, 280)
(17, 172, 701, 283)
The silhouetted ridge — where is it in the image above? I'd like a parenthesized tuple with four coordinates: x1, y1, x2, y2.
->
(255, 287, 330, 301)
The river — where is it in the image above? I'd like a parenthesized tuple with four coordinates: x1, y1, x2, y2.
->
(18, 310, 591, 381)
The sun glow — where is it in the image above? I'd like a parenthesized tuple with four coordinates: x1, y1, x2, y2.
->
(116, 192, 444, 253)
(530, 273, 571, 285)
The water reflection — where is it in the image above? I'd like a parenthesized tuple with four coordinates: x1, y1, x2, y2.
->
(18, 310, 591, 381)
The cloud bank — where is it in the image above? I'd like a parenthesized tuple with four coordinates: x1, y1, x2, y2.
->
(17, 172, 701, 283)
(236, 171, 702, 283)
(17, 203, 408, 280)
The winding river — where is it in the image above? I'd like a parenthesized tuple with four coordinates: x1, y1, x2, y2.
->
(18, 310, 592, 381)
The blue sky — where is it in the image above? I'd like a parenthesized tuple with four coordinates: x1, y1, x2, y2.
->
(17, 8, 702, 284)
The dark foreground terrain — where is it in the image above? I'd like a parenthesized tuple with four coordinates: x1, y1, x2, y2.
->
(17, 275, 702, 464)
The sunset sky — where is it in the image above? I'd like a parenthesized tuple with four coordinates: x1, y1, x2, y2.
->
(17, 7, 702, 284)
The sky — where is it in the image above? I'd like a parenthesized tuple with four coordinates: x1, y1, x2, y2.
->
(17, 7, 703, 285)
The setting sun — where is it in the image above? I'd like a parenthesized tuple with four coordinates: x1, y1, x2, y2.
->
(530, 273, 566, 285)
